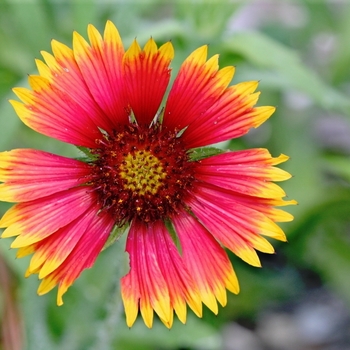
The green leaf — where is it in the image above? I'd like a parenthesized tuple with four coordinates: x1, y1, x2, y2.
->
(76, 146, 97, 161)
(189, 147, 225, 161)
(102, 224, 129, 251)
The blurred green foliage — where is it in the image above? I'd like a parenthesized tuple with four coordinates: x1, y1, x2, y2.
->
(1, 0, 350, 349)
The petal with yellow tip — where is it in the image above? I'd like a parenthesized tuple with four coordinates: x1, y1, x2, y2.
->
(195, 149, 293, 199)
(123, 38, 174, 125)
(173, 213, 239, 314)
(181, 83, 275, 148)
(11, 80, 102, 148)
(121, 221, 172, 329)
(73, 22, 128, 130)
(1, 188, 96, 247)
(37, 210, 114, 305)
(163, 46, 235, 132)
(0, 149, 91, 202)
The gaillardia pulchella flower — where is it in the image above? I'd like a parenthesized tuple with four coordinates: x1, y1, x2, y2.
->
(0, 21, 295, 328)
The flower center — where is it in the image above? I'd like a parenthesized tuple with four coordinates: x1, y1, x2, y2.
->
(89, 123, 195, 225)
(119, 150, 166, 195)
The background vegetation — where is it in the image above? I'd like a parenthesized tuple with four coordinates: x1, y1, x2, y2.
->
(1, 0, 350, 349)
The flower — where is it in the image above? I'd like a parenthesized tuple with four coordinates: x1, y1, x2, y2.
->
(0, 21, 296, 328)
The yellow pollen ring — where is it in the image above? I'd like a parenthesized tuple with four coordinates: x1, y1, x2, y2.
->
(119, 150, 166, 195)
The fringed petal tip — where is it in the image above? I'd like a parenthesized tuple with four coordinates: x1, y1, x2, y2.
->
(273, 153, 289, 164)
(123, 290, 205, 329)
(2, 199, 114, 309)
(120, 219, 241, 329)
(36, 278, 66, 306)
(251, 106, 276, 129)
(123, 36, 174, 125)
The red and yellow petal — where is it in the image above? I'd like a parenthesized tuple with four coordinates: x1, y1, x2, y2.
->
(36, 40, 110, 133)
(121, 220, 202, 328)
(73, 21, 129, 131)
(194, 149, 292, 199)
(123, 38, 174, 125)
(191, 147, 296, 226)
(189, 184, 289, 267)
(172, 212, 239, 314)
(0, 187, 97, 248)
(37, 210, 114, 305)
(182, 81, 275, 148)
(0, 149, 91, 202)
(121, 221, 171, 328)
(11, 76, 102, 147)
(26, 206, 97, 279)
(163, 45, 234, 131)
(149, 221, 202, 324)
